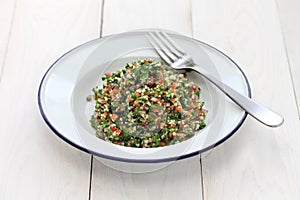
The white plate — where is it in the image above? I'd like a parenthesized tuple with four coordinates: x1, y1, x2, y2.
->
(38, 30, 250, 163)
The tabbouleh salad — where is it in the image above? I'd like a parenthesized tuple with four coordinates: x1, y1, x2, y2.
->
(90, 59, 207, 148)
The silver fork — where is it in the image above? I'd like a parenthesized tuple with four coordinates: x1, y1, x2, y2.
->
(146, 31, 284, 127)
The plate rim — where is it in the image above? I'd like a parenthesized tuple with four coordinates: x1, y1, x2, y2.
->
(38, 31, 251, 163)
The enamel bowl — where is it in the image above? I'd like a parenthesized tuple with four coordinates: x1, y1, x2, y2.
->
(38, 30, 250, 172)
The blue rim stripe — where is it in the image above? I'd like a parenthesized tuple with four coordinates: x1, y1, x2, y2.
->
(37, 32, 251, 163)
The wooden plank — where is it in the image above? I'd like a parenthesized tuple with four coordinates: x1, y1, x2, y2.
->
(0, 0, 102, 199)
(192, 0, 300, 199)
(0, 0, 16, 79)
(102, 0, 193, 36)
(91, 156, 202, 200)
(276, 0, 300, 118)
(91, 0, 203, 199)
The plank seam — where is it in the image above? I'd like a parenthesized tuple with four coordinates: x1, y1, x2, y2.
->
(0, 0, 17, 83)
(275, 0, 300, 119)
(99, 0, 105, 38)
(88, 155, 94, 200)
(199, 157, 205, 200)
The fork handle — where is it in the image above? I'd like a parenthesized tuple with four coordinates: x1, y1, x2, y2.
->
(190, 65, 284, 127)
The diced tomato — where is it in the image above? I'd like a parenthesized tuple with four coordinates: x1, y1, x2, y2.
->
(115, 129, 121, 135)
(105, 72, 112, 77)
(147, 82, 154, 87)
(172, 83, 177, 90)
(111, 114, 118, 121)
(128, 98, 134, 102)
(191, 85, 197, 91)
(107, 84, 113, 88)
(110, 126, 116, 131)
(113, 141, 122, 145)
(160, 141, 166, 147)
(103, 112, 108, 117)
(133, 101, 139, 107)
(175, 106, 182, 113)
(142, 121, 148, 126)
(109, 89, 116, 96)
(135, 92, 140, 97)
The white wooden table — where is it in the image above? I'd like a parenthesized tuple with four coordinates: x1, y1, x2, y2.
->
(1, 0, 299, 199)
